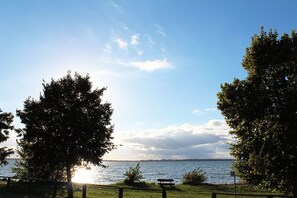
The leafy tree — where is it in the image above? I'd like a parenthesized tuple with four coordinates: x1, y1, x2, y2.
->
(0, 108, 14, 166)
(13, 139, 66, 181)
(217, 28, 297, 196)
(16, 72, 115, 197)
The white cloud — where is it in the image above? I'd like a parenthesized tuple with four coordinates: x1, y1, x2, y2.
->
(193, 107, 217, 115)
(102, 27, 172, 73)
(107, 120, 233, 160)
(114, 38, 128, 49)
(193, 109, 202, 115)
(128, 58, 172, 72)
(131, 34, 140, 46)
(207, 119, 224, 127)
(206, 108, 217, 112)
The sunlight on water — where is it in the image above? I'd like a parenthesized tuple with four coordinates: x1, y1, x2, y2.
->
(2, 160, 236, 184)
(72, 167, 94, 184)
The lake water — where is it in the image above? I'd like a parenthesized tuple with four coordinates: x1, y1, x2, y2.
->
(1, 159, 238, 184)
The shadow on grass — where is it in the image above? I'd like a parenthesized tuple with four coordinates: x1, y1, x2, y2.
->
(122, 181, 156, 189)
(0, 181, 68, 198)
(117, 181, 183, 192)
(160, 185, 182, 192)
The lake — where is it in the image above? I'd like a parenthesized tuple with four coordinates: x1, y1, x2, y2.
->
(1, 159, 238, 184)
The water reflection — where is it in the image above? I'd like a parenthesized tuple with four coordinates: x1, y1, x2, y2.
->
(72, 167, 96, 184)
(71, 160, 235, 184)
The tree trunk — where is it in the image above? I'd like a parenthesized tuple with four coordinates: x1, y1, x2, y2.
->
(66, 163, 73, 198)
(291, 175, 297, 198)
(293, 184, 297, 198)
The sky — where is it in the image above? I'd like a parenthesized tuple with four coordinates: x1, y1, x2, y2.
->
(1, 0, 297, 160)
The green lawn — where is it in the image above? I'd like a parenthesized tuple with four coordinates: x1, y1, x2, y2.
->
(0, 180, 290, 198)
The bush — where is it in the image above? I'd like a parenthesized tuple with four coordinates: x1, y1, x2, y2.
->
(124, 163, 143, 184)
(182, 168, 207, 185)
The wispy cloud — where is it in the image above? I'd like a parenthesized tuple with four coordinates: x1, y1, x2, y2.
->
(111, 1, 119, 9)
(123, 26, 129, 31)
(114, 38, 128, 49)
(155, 24, 166, 37)
(109, 120, 232, 160)
(103, 26, 172, 72)
(128, 58, 172, 72)
(144, 34, 155, 45)
(193, 107, 217, 115)
(193, 109, 202, 115)
(113, 34, 140, 49)
(131, 34, 140, 46)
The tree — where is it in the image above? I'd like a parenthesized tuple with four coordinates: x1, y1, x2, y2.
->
(13, 139, 66, 181)
(217, 28, 297, 196)
(0, 108, 14, 166)
(16, 72, 115, 197)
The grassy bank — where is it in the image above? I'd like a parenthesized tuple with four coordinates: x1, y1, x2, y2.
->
(0, 180, 289, 198)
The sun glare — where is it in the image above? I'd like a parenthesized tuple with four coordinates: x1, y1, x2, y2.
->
(72, 167, 94, 184)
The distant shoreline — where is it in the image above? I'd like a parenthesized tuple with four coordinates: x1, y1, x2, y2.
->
(7, 158, 235, 162)
(104, 158, 235, 162)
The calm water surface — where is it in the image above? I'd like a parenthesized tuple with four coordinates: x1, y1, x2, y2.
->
(1, 159, 237, 184)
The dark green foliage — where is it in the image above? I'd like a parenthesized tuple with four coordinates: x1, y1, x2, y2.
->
(124, 163, 143, 184)
(0, 108, 14, 166)
(217, 27, 297, 196)
(16, 72, 115, 197)
(12, 140, 66, 181)
(182, 168, 207, 185)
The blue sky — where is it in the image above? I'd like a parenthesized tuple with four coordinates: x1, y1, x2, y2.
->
(1, 0, 297, 160)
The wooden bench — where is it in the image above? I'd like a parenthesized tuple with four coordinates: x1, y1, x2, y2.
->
(0, 176, 12, 189)
(157, 179, 175, 187)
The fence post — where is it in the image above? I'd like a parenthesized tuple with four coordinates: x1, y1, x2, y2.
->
(52, 181, 57, 198)
(82, 184, 87, 198)
(6, 177, 10, 189)
(212, 192, 216, 198)
(118, 188, 123, 198)
(162, 189, 167, 198)
(27, 179, 32, 194)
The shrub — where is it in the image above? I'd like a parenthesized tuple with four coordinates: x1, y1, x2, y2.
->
(124, 163, 143, 184)
(182, 168, 207, 185)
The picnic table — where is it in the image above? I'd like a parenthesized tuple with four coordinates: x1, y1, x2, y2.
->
(157, 179, 175, 187)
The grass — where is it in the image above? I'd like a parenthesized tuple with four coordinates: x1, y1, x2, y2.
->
(0, 180, 290, 198)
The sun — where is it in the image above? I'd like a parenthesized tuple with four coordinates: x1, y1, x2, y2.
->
(72, 167, 94, 184)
